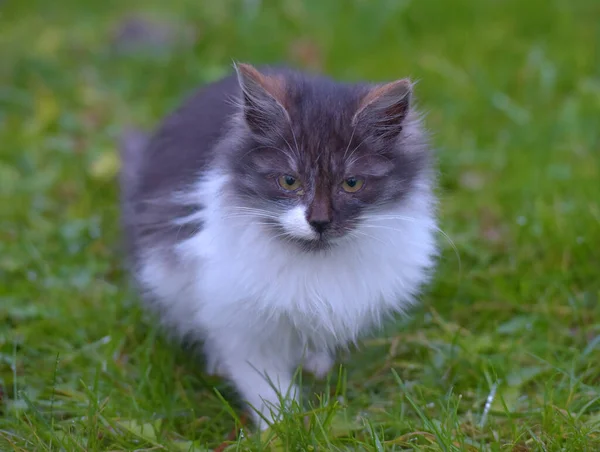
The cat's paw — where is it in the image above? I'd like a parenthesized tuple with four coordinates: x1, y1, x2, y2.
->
(205, 353, 227, 377)
(303, 351, 334, 379)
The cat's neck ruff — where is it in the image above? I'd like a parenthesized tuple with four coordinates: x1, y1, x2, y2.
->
(168, 170, 438, 348)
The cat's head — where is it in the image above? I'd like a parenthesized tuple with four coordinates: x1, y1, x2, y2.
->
(226, 63, 430, 251)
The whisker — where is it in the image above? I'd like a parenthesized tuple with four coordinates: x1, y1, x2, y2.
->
(223, 214, 280, 221)
(358, 226, 436, 250)
(227, 206, 281, 215)
(272, 128, 299, 162)
(348, 229, 388, 246)
(222, 206, 281, 220)
(360, 218, 461, 273)
(345, 136, 370, 166)
(286, 116, 302, 161)
(263, 230, 295, 246)
(342, 125, 358, 160)
(223, 210, 278, 216)
(226, 209, 279, 216)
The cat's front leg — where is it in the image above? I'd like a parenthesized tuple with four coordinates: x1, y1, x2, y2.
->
(210, 340, 299, 429)
(302, 349, 335, 379)
(204, 348, 227, 378)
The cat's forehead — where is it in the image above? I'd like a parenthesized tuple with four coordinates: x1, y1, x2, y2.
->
(284, 77, 367, 157)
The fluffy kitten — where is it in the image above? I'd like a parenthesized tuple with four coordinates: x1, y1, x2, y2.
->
(120, 63, 438, 428)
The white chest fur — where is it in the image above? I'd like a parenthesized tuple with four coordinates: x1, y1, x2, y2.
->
(138, 170, 437, 427)
(159, 172, 438, 347)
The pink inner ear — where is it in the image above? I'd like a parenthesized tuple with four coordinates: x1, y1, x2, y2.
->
(236, 63, 288, 108)
(360, 79, 411, 108)
(352, 79, 412, 131)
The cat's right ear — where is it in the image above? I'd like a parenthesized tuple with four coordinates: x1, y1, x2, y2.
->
(352, 79, 413, 142)
(234, 62, 290, 137)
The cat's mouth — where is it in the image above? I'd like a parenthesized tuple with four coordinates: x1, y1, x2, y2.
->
(293, 235, 334, 252)
(266, 221, 336, 251)
(269, 210, 354, 251)
(278, 226, 351, 252)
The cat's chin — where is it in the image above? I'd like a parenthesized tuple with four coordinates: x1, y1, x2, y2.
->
(292, 237, 334, 252)
(284, 233, 352, 252)
(271, 223, 354, 252)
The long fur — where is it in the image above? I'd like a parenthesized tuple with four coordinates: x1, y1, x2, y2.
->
(120, 64, 439, 428)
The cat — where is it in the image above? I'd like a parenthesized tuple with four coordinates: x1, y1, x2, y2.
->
(119, 62, 438, 429)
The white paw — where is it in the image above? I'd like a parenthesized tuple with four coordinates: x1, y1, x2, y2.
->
(303, 351, 334, 379)
(205, 353, 227, 377)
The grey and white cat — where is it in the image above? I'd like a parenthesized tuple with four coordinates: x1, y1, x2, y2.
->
(120, 63, 438, 428)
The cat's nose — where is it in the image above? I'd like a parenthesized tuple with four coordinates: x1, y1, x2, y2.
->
(309, 220, 331, 234)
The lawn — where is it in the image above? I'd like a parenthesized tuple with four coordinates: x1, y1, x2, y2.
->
(1, 0, 599, 450)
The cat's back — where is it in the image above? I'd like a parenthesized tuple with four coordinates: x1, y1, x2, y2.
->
(119, 71, 243, 267)
(131, 73, 241, 200)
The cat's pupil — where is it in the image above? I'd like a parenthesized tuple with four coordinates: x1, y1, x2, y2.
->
(284, 176, 296, 186)
(346, 178, 357, 187)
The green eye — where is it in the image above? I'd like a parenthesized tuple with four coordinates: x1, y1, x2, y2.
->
(278, 175, 302, 191)
(342, 177, 364, 193)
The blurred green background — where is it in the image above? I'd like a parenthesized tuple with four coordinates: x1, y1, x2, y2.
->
(1, 0, 599, 450)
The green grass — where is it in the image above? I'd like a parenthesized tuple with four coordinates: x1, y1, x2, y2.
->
(1, 0, 599, 450)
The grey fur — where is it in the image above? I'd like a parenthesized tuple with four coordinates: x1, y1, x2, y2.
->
(120, 64, 431, 263)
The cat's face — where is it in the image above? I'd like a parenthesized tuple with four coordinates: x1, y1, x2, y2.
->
(227, 64, 428, 251)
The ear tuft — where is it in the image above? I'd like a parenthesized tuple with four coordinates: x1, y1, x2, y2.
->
(234, 62, 289, 137)
(352, 79, 413, 140)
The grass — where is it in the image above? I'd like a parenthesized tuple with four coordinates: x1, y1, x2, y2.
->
(1, 0, 599, 450)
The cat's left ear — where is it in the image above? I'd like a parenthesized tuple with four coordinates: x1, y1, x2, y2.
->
(234, 62, 290, 137)
(352, 79, 412, 140)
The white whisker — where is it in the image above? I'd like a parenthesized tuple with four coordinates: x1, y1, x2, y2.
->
(342, 125, 358, 160)
(286, 115, 302, 161)
(272, 128, 299, 163)
(348, 229, 388, 246)
(345, 135, 370, 166)
(360, 216, 461, 273)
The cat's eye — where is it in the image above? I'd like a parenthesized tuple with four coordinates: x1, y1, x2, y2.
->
(341, 177, 365, 193)
(278, 175, 302, 191)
